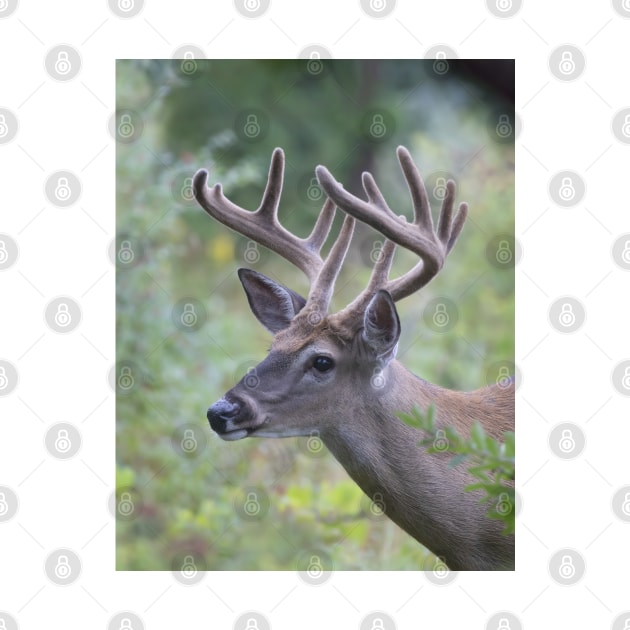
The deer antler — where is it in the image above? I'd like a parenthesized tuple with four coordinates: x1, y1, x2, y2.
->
(315, 146, 468, 313)
(193, 148, 355, 315)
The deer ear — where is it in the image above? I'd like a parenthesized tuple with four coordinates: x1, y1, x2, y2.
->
(362, 290, 400, 363)
(237, 268, 306, 334)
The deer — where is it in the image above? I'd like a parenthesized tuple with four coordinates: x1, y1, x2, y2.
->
(193, 146, 515, 571)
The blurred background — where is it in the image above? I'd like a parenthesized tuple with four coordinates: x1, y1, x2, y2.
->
(115, 59, 514, 571)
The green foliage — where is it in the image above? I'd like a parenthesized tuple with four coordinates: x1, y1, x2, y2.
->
(399, 407, 515, 535)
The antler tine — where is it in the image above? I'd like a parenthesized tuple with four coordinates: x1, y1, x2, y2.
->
(396, 146, 434, 233)
(193, 148, 327, 284)
(194, 148, 358, 317)
(306, 214, 355, 313)
(316, 146, 468, 309)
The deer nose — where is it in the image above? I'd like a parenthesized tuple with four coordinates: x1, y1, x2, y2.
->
(207, 398, 241, 424)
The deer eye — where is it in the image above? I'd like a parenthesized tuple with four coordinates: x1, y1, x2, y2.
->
(312, 355, 335, 372)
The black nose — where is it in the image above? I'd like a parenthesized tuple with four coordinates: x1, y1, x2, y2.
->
(207, 398, 241, 429)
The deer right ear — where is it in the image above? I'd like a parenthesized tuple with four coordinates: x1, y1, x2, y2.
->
(362, 289, 401, 363)
(237, 268, 307, 334)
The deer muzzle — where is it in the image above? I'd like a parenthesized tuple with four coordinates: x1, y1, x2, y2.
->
(207, 396, 259, 441)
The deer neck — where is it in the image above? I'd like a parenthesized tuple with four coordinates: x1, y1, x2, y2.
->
(320, 360, 507, 570)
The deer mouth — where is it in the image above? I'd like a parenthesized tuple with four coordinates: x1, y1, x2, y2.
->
(214, 416, 271, 441)
(217, 428, 250, 441)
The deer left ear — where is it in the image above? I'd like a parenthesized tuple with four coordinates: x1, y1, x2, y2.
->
(238, 268, 307, 334)
(362, 290, 401, 363)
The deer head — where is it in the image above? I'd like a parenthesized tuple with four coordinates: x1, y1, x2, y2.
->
(193, 147, 467, 442)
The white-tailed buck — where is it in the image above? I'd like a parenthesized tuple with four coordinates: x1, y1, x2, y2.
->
(193, 147, 514, 570)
